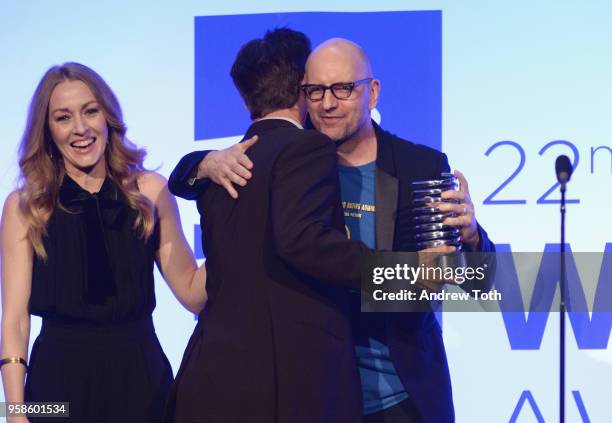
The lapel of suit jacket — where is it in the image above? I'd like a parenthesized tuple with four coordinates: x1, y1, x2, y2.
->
(374, 121, 399, 251)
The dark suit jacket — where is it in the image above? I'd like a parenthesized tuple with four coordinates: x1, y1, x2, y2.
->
(168, 119, 367, 423)
(372, 121, 495, 423)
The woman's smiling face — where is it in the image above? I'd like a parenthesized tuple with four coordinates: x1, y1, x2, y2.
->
(48, 79, 109, 176)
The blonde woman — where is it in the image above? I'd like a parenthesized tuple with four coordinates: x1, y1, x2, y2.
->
(0, 63, 206, 422)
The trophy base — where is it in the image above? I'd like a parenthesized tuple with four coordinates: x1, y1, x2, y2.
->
(437, 252, 467, 284)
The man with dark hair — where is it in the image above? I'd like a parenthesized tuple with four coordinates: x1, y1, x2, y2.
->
(230, 28, 310, 120)
(167, 28, 368, 423)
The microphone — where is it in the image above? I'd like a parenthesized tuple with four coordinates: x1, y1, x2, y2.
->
(554, 154, 572, 423)
(555, 155, 572, 189)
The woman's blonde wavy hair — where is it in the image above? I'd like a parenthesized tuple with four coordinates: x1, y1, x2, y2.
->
(18, 62, 155, 259)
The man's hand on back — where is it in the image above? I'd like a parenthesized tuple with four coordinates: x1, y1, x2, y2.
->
(196, 135, 258, 199)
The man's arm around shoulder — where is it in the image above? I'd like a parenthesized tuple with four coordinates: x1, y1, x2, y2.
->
(168, 151, 211, 200)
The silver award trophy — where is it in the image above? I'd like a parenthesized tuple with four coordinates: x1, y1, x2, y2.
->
(407, 173, 467, 272)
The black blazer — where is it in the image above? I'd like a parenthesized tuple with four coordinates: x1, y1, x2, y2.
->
(167, 119, 367, 423)
(372, 121, 495, 423)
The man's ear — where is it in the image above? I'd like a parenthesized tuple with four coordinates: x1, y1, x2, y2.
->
(368, 79, 381, 110)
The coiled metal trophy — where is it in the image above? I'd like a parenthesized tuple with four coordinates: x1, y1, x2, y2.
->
(407, 173, 466, 271)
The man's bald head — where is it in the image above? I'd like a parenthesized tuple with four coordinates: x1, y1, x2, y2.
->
(306, 38, 373, 82)
(304, 38, 380, 145)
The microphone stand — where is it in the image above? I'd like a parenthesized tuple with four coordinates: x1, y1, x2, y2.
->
(559, 182, 566, 423)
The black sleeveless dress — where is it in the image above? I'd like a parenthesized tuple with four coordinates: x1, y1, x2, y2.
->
(25, 175, 173, 422)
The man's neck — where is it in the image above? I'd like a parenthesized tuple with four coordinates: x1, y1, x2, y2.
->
(259, 108, 304, 128)
(337, 122, 377, 167)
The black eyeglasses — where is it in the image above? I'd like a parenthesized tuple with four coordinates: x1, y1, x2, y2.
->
(301, 78, 373, 101)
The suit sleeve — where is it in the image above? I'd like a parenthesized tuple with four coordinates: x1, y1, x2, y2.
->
(270, 134, 370, 290)
(438, 152, 451, 174)
(168, 151, 212, 200)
